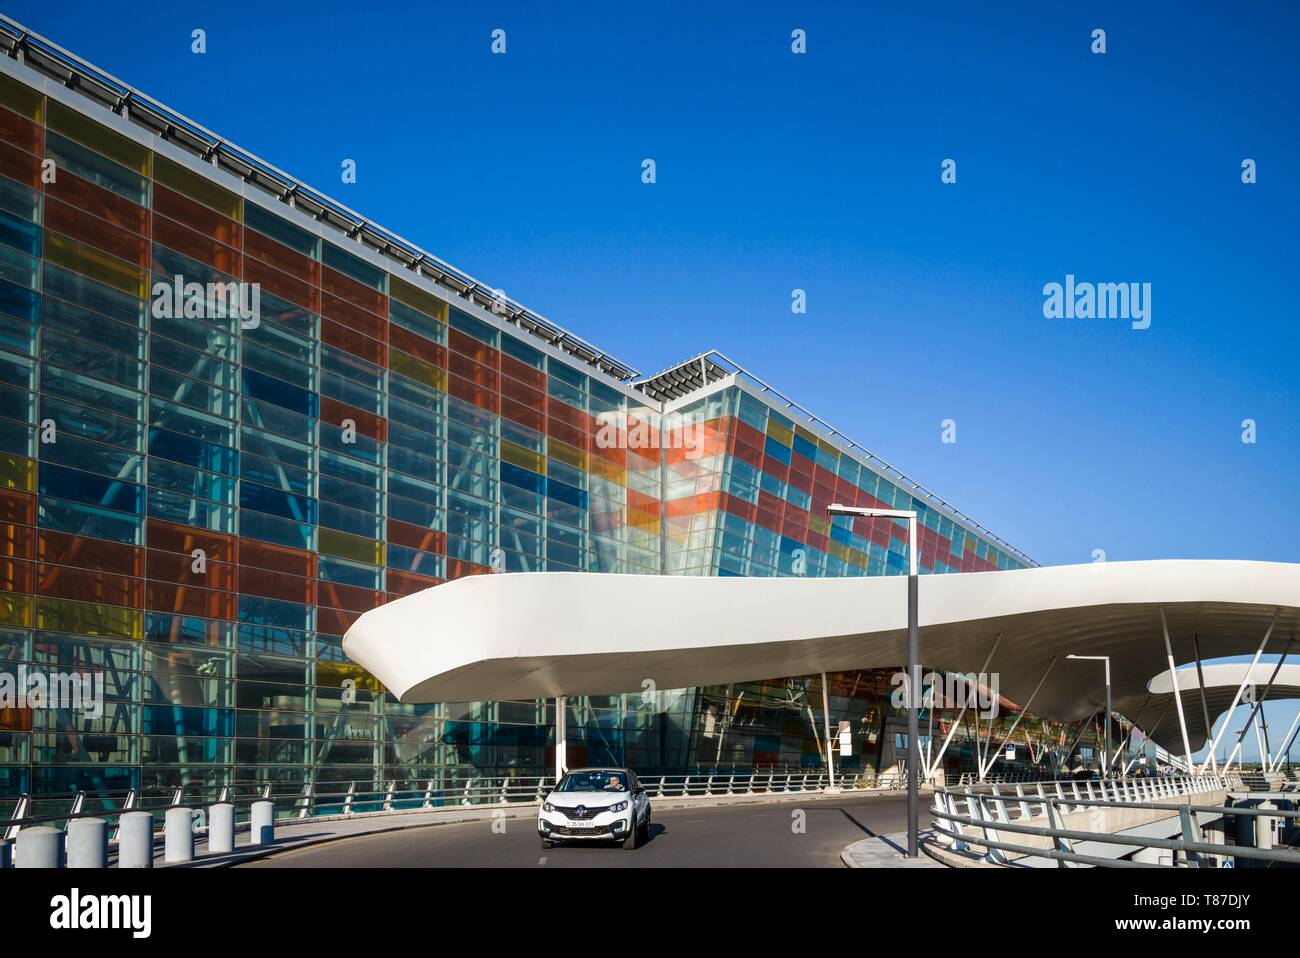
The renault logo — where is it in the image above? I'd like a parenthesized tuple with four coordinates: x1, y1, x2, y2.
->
(576, 805, 587, 816)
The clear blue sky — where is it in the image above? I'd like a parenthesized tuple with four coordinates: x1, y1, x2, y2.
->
(16, 1, 1300, 757)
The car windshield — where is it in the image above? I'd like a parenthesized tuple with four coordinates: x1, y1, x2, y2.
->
(555, 770, 628, 793)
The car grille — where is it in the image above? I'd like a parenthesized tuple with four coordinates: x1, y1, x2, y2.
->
(551, 823, 614, 836)
(559, 804, 611, 820)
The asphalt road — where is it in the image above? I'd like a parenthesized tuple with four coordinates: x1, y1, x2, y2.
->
(241, 793, 913, 868)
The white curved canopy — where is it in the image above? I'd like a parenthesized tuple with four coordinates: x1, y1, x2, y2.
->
(1141, 661, 1300, 753)
(343, 560, 1300, 751)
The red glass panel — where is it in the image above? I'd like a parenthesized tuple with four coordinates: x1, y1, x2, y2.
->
(385, 519, 443, 554)
(321, 317, 384, 366)
(320, 396, 386, 442)
(44, 200, 148, 266)
(500, 354, 545, 392)
(238, 538, 314, 578)
(388, 325, 443, 366)
(238, 567, 314, 604)
(321, 266, 386, 317)
(145, 547, 236, 591)
(0, 140, 39, 188)
(38, 530, 142, 576)
(448, 351, 498, 392)
(145, 580, 236, 620)
(146, 518, 236, 563)
(47, 171, 148, 234)
(321, 290, 385, 341)
(37, 563, 142, 608)
(448, 329, 496, 367)
(447, 373, 498, 414)
(151, 185, 241, 246)
(242, 229, 318, 284)
(153, 214, 241, 274)
(500, 396, 544, 432)
(0, 555, 32, 593)
(243, 256, 320, 312)
(0, 106, 40, 154)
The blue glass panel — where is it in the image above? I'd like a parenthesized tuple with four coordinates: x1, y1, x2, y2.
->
(499, 460, 544, 495)
(239, 480, 317, 524)
(38, 461, 144, 514)
(147, 427, 238, 476)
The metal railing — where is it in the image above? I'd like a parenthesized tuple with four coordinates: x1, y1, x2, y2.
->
(0, 764, 912, 866)
(929, 773, 1300, 868)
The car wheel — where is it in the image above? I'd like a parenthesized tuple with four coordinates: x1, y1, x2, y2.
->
(640, 812, 650, 840)
(623, 816, 640, 849)
(540, 834, 553, 849)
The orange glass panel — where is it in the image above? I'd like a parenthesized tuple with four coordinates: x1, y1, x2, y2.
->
(47, 170, 148, 234)
(0, 555, 32, 593)
(500, 353, 545, 391)
(0, 139, 39, 188)
(238, 567, 314, 605)
(321, 266, 386, 317)
(321, 291, 385, 341)
(37, 562, 142, 608)
(238, 538, 314, 578)
(44, 197, 148, 267)
(386, 569, 441, 597)
(385, 519, 443, 554)
(316, 605, 362, 637)
(242, 229, 318, 284)
(151, 184, 241, 246)
(38, 530, 142, 576)
(145, 580, 236, 621)
(447, 373, 498, 414)
(145, 547, 236, 592)
(0, 104, 41, 153)
(388, 325, 443, 366)
(320, 396, 386, 442)
(448, 329, 496, 367)
(0, 521, 33, 559)
(242, 256, 320, 312)
(146, 518, 235, 563)
(153, 214, 241, 274)
(0, 489, 35, 525)
(321, 318, 385, 366)
(500, 396, 544, 432)
(316, 580, 382, 614)
(448, 352, 498, 392)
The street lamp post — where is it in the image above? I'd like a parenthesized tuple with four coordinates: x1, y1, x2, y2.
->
(828, 503, 920, 858)
(1067, 654, 1111, 776)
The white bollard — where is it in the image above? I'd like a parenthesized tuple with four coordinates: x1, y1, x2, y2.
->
(164, 807, 194, 863)
(16, 826, 63, 868)
(250, 800, 275, 845)
(66, 817, 107, 868)
(117, 811, 153, 868)
(208, 802, 235, 854)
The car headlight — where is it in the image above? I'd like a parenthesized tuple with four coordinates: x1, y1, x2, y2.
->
(543, 802, 555, 813)
(610, 801, 628, 813)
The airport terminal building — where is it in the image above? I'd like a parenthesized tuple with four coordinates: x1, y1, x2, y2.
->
(0, 26, 1058, 801)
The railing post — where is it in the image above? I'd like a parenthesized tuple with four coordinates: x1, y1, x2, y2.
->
(163, 807, 194, 864)
(66, 818, 107, 869)
(250, 800, 275, 845)
(1178, 806, 1207, 868)
(4, 794, 30, 842)
(16, 826, 63, 868)
(1015, 784, 1031, 821)
(110, 787, 137, 842)
(384, 780, 395, 812)
(208, 802, 235, 854)
(344, 781, 357, 815)
(1043, 798, 1078, 868)
(116, 811, 153, 868)
(297, 782, 315, 819)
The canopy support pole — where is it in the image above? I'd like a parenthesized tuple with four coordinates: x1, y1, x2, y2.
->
(1160, 608, 1197, 774)
(1199, 609, 1280, 773)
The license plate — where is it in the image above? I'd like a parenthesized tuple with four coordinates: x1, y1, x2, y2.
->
(566, 820, 595, 829)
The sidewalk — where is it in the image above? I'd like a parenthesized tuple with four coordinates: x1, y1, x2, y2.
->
(840, 830, 949, 868)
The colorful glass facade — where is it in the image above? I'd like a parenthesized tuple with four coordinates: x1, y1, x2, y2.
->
(0, 54, 1041, 801)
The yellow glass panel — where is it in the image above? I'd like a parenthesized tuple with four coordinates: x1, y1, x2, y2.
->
(807, 514, 831, 537)
(828, 540, 851, 563)
(816, 436, 840, 458)
(847, 547, 868, 569)
(0, 72, 43, 122)
(47, 100, 149, 175)
(152, 154, 242, 220)
(35, 597, 142, 641)
(389, 276, 448, 323)
(765, 419, 793, 447)
(0, 593, 32, 628)
(389, 348, 446, 392)
(44, 232, 147, 297)
(0, 453, 35, 491)
(548, 439, 586, 471)
(500, 439, 545, 474)
(318, 527, 382, 565)
(588, 457, 625, 484)
(315, 661, 384, 692)
(794, 424, 819, 446)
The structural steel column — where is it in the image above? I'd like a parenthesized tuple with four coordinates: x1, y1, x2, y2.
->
(906, 561, 919, 858)
(1159, 608, 1196, 773)
(555, 695, 567, 782)
(1192, 636, 1217, 773)
(821, 672, 837, 791)
(1199, 609, 1279, 773)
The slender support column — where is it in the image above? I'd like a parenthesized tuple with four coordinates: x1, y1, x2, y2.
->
(925, 633, 1003, 779)
(1270, 710, 1300, 774)
(906, 548, 919, 858)
(1159, 608, 1196, 773)
(982, 656, 1058, 778)
(1103, 659, 1112, 777)
(821, 672, 838, 792)
(555, 695, 568, 782)
(1192, 636, 1217, 773)
(1199, 609, 1279, 772)
(1222, 637, 1294, 777)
